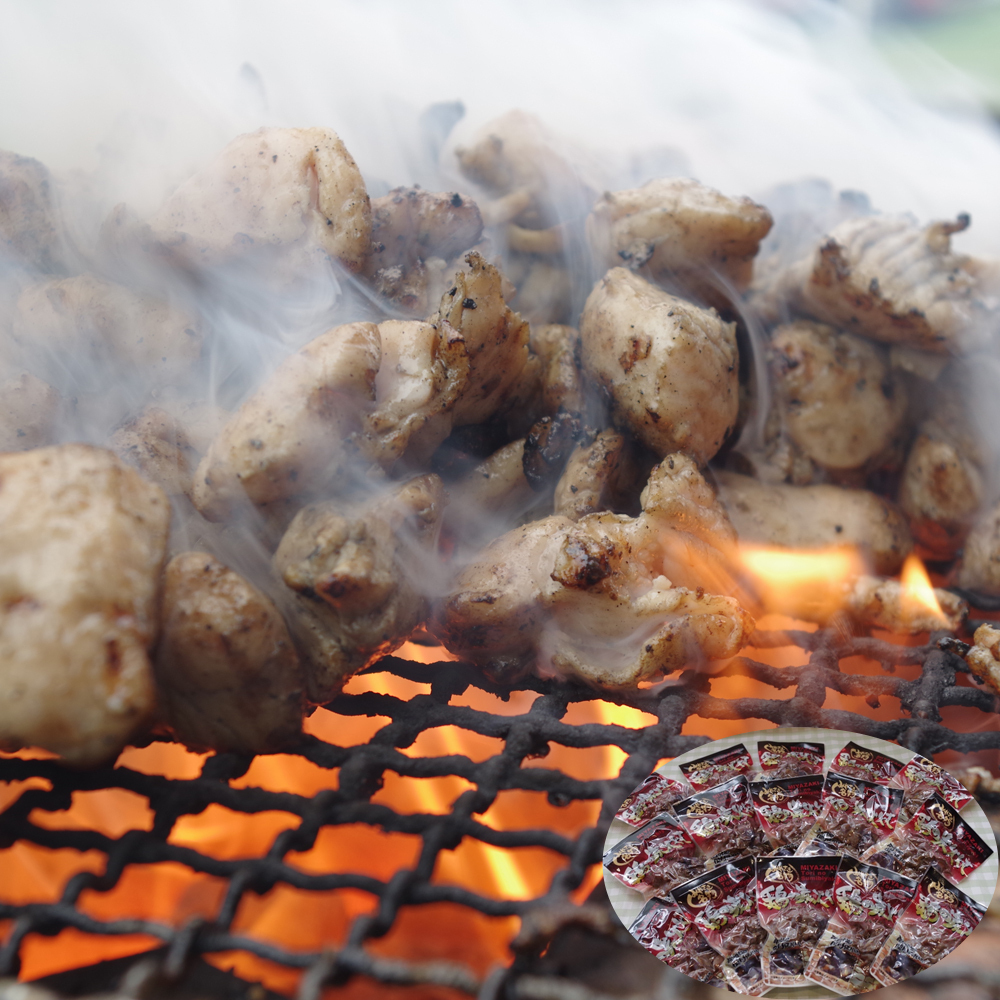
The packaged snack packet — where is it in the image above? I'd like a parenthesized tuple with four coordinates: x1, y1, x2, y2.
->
(680, 743, 754, 791)
(890, 754, 974, 825)
(615, 771, 691, 827)
(869, 868, 987, 987)
(863, 793, 994, 883)
(674, 775, 761, 864)
(804, 860, 918, 994)
(750, 775, 825, 854)
(603, 812, 704, 898)
(798, 772, 903, 859)
(672, 857, 767, 995)
(756, 855, 840, 987)
(628, 897, 728, 986)
(829, 741, 904, 784)
(757, 740, 825, 779)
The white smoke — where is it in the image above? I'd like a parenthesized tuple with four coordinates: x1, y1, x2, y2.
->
(2, 0, 1000, 252)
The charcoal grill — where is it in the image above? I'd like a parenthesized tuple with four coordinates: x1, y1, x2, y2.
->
(2, 624, 999, 1000)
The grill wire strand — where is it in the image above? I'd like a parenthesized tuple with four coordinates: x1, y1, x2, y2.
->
(1, 628, 997, 998)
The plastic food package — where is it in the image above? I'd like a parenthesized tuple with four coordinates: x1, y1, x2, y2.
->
(828, 742, 904, 785)
(869, 868, 987, 986)
(863, 793, 994, 883)
(750, 774, 825, 855)
(674, 775, 761, 864)
(798, 772, 903, 859)
(672, 857, 767, 995)
(804, 859, 918, 994)
(615, 771, 691, 827)
(603, 812, 704, 898)
(890, 754, 974, 825)
(757, 740, 825, 779)
(628, 897, 728, 985)
(756, 855, 840, 987)
(680, 743, 754, 791)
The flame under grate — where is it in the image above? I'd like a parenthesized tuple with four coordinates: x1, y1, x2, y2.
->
(0, 627, 997, 999)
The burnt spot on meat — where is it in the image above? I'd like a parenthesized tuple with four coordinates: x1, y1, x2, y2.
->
(618, 335, 652, 373)
(523, 412, 582, 490)
(550, 533, 616, 589)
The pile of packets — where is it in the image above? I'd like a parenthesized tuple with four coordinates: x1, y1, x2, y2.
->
(605, 740, 995, 994)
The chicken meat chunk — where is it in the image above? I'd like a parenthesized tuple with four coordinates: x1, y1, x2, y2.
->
(155, 552, 306, 754)
(756, 214, 995, 354)
(10, 274, 204, 383)
(580, 267, 738, 464)
(553, 430, 626, 521)
(956, 500, 1000, 595)
(899, 367, 987, 560)
(192, 321, 381, 520)
(145, 127, 371, 277)
(111, 402, 226, 499)
(363, 186, 483, 316)
(435, 454, 754, 689)
(455, 110, 597, 229)
(0, 371, 60, 451)
(769, 321, 908, 473)
(714, 471, 913, 575)
(0, 150, 67, 272)
(273, 474, 446, 703)
(587, 178, 773, 297)
(0, 445, 170, 766)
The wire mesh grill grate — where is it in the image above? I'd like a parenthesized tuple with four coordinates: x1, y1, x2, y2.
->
(1, 627, 997, 998)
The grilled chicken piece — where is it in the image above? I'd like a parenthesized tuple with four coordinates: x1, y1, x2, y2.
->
(155, 552, 306, 754)
(0, 372, 60, 451)
(587, 178, 772, 297)
(363, 187, 483, 316)
(10, 275, 204, 382)
(529, 323, 587, 417)
(111, 402, 227, 499)
(964, 623, 1000, 697)
(503, 254, 572, 325)
(146, 127, 371, 276)
(436, 251, 531, 427)
(274, 474, 446, 703)
(957, 500, 1000, 595)
(580, 268, 738, 464)
(553, 430, 626, 521)
(844, 575, 965, 634)
(899, 367, 986, 560)
(435, 454, 754, 689)
(714, 471, 913, 575)
(191, 322, 381, 520)
(757, 214, 994, 354)
(0, 150, 67, 271)
(455, 110, 596, 229)
(0, 445, 169, 766)
(769, 321, 907, 472)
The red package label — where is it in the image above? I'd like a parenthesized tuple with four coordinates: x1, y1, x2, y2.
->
(829, 741, 904, 785)
(756, 855, 839, 987)
(750, 774, 824, 853)
(799, 772, 903, 859)
(672, 856, 766, 991)
(615, 771, 690, 827)
(870, 868, 987, 987)
(890, 754, 974, 825)
(674, 775, 761, 861)
(629, 897, 727, 985)
(863, 793, 994, 883)
(757, 740, 825, 778)
(680, 743, 754, 791)
(805, 859, 918, 992)
(603, 812, 703, 898)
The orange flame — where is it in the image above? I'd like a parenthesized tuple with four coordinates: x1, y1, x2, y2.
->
(899, 553, 947, 624)
(737, 545, 866, 622)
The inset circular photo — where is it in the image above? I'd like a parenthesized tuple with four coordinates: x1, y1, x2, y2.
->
(604, 728, 998, 996)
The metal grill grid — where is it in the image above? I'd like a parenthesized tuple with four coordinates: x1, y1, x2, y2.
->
(0, 627, 997, 999)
